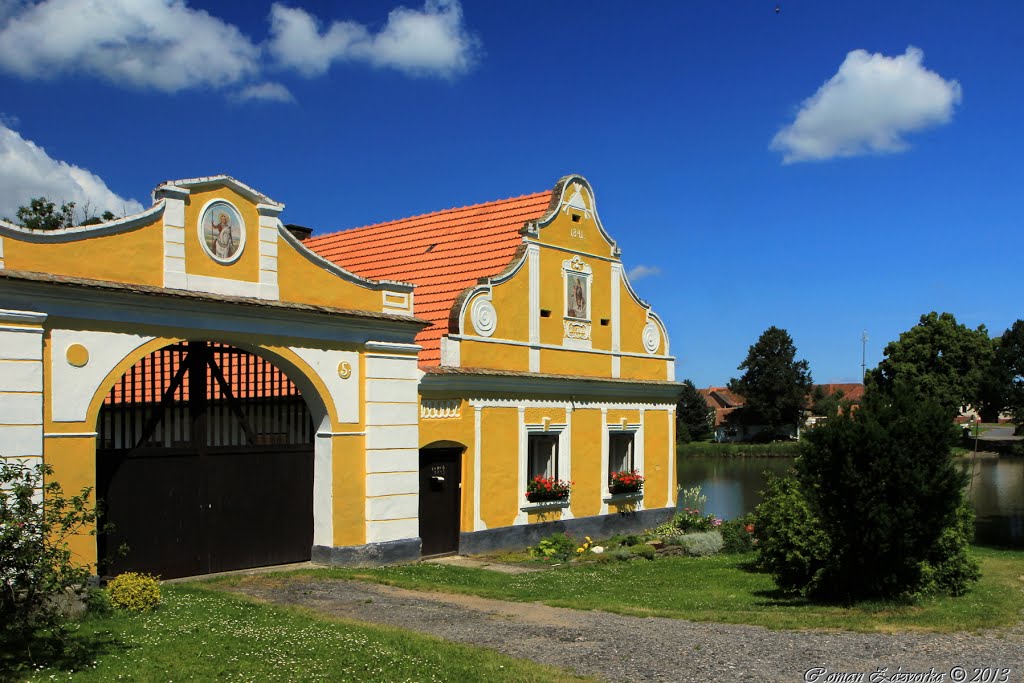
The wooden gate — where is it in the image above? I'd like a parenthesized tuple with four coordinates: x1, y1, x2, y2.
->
(96, 342, 314, 579)
(418, 447, 462, 556)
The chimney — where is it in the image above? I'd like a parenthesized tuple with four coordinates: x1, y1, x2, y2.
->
(284, 223, 313, 241)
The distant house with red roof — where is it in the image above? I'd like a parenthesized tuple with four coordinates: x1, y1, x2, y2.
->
(699, 383, 865, 441)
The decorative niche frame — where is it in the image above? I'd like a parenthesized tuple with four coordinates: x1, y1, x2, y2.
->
(562, 255, 592, 349)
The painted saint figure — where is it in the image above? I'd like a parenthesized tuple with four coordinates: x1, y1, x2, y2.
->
(212, 212, 235, 259)
(567, 274, 587, 319)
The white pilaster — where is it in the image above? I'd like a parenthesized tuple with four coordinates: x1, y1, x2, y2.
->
(473, 405, 485, 530)
(0, 310, 46, 468)
(257, 215, 280, 300)
(363, 345, 421, 543)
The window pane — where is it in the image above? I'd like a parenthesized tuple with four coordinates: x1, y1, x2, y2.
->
(528, 434, 558, 479)
(609, 433, 634, 480)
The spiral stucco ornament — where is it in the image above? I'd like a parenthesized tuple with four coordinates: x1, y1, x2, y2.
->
(642, 322, 661, 355)
(471, 297, 498, 337)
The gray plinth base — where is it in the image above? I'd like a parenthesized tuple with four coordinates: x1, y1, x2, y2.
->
(312, 538, 421, 567)
(459, 506, 676, 556)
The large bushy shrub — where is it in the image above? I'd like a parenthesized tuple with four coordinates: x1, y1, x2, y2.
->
(753, 474, 830, 593)
(798, 385, 978, 600)
(755, 384, 981, 601)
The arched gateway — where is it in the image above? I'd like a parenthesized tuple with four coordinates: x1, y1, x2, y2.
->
(0, 175, 427, 578)
(97, 342, 315, 579)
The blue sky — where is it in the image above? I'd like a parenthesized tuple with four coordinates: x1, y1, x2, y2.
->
(1, 1, 1021, 387)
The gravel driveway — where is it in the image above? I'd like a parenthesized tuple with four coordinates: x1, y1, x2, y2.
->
(226, 576, 1024, 683)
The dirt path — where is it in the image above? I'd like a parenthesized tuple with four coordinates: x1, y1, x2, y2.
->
(225, 576, 1024, 683)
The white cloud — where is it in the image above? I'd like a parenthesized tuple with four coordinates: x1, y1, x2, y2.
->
(627, 265, 661, 281)
(269, 0, 479, 78)
(0, 0, 261, 92)
(0, 123, 144, 222)
(771, 47, 962, 163)
(233, 81, 295, 103)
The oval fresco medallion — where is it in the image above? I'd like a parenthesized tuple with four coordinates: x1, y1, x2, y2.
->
(198, 200, 246, 264)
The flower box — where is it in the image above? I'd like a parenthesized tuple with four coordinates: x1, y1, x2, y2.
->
(609, 469, 644, 494)
(525, 475, 572, 503)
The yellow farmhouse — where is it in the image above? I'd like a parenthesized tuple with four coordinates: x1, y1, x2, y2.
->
(0, 173, 680, 577)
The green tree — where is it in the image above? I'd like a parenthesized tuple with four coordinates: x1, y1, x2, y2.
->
(996, 320, 1024, 430)
(867, 312, 993, 418)
(4, 197, 117, 229)
(728, 326, 812, 437)
(676, 380, 715, 443)
(5, 197, 76, 230)
(796, 385, 978, 599)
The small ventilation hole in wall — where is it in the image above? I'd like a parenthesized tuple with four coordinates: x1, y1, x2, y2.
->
(541, 309, 552, 318)
(600, 318, 610, 326)
(571, 213, 582, 222)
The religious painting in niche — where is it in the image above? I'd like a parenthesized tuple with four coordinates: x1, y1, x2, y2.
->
(566, 272, 588, 319)
(199, 200, 245, 263)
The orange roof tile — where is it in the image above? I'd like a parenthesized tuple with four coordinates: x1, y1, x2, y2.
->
(305, 191, 553, 365)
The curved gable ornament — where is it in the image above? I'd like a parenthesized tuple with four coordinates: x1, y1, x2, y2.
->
(561, 182, 592, 219)
(643, 321, 661, 355)
(471, 296, 497, 337)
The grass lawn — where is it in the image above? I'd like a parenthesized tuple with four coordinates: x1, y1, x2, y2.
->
(6, 584, 589, 682)
(267, 547, 1024, 634)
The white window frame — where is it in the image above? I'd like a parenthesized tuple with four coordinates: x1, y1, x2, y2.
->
(518, 421, 572, 520)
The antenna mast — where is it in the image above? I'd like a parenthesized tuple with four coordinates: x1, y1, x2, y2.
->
(861, 329, 869, 380)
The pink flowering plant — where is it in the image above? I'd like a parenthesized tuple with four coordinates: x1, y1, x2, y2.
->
(609, 469, 644, 494)
(525, 475, 572, 502)
(672, 507, 723, 533)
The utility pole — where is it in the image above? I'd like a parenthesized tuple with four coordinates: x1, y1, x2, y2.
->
(861, 329, 868, 381)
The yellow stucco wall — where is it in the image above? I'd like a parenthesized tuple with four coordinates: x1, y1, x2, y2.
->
(570, 408, 602, 518)
(479, 407, 520, 529)
(332, 434, 366, 546)
(538, 348, 609, 377)
(643, 411, 670, 509)
(275, 236, 384, 312)
(524, 407, 566, 425)
(460, 339, 530, 372)
(619, 355, 670, 381)
(3, 214, 164, 286)
(44, 435, 98, 569)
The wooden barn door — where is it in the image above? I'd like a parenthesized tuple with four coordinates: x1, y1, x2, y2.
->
(97, 342, 314, 579)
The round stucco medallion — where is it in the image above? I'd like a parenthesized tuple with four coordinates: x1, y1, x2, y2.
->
(642, 322, 661, 355)
(66, 343, 90, 367)
(471, 297, 497, 337)
(197, 199, 246, 264)
(338, 360, 353, 380)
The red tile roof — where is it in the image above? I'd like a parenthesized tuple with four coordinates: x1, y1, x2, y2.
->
(814, 383, 865, 403)
(305, 191, 553, 365)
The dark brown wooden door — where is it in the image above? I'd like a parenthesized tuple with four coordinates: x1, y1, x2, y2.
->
(97, 342, 314, 579)
(418, 448, 462, 556)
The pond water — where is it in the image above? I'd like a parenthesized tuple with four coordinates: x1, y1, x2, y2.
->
(678, 455, 1024, 548)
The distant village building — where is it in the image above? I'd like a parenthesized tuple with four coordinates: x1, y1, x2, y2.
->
(699, 383, 864, 442)
(0, 174, 680, 578)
